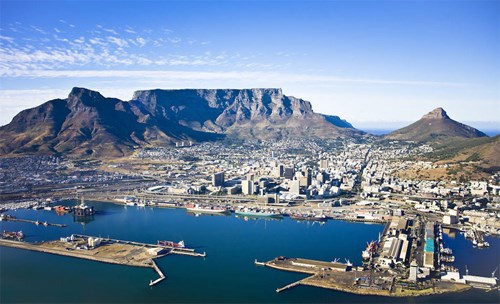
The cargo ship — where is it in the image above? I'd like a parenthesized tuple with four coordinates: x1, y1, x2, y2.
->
(157, 240, 185, 248)
(289, 213, 327, 222)
(235, 207, 282, 218)
(362, 240, 378, 261)
(2, 230, 24, 240)
(186, 203, 229, 214)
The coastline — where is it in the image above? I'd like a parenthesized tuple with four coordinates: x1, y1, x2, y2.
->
(263, 259, 472, 298)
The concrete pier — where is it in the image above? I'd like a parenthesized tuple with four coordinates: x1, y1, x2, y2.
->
(0, 234, 206, 287)
(3, 217, 67, 227)
(259, 256, 471, 297)
(276, 276, 314, 293)
(149, 260, 166, 286)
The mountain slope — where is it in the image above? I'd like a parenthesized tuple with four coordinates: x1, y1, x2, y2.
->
(0, 87, 362, 156)
(385, 107, 487, 142)
(0, 88, 223, 156)
(130, 88, 364, 139)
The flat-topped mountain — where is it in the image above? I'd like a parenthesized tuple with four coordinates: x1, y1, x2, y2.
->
(131, 88, 360, 139)
(0, 87, 363, 156)
(385, 107, 487, 142)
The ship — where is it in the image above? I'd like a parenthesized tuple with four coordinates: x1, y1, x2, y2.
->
(185, 203, 229, 214)
(235, 207, 282, 218)
(289, 213, 327, 222)
(157, 240, 185, 248)
(362, 240, 378, 261)
(55, 205, 70, 214)
(2, 230, 24, 240)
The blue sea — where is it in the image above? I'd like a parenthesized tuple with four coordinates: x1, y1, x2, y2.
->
(0, 201, 498, 303)
(363, 129, 500, 137)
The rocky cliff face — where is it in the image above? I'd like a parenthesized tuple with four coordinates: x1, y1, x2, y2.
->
(130, 88, 361, 139)
(0, 87, 362, 156)
(385, 107, 487, 142)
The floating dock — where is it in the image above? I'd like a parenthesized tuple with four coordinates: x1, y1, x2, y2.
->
(0, 234, 205, 286)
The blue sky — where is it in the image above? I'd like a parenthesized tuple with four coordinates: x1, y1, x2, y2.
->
(0, 0, 498, 129)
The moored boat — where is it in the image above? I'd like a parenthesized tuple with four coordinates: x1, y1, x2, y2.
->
(235, 207, 282, 218)
(186, 203, 228, 214)
(157, 240, 185, 248)
(2, 230, 24, 240)
(289, 213, 327, 222)
(362, 240, 378, 261)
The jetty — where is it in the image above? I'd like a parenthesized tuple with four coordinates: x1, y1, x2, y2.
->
(0, 216, 66, 227)
(0, 234, 205, 286)
(276, 275, 317, 293)
(256, 256, 471, 297)
(149, 260, 166, 286)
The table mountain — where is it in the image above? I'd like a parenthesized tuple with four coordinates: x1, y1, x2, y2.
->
(0, 87, 362, 156)
(131, 88, 361, 140)
(385, 107, 487, 142)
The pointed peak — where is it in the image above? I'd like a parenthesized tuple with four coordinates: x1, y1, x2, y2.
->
(422, 107, 449, 119)
(67, 87, 105, 106)
(68, 87, 103, 99)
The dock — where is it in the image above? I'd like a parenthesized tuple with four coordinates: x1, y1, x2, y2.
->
(149, 260, 166, 286)
(257, 256, 471, 297)
(276, 275, 316, 293)
(0, 234, 206, 286)
(71, 234, 206, 258)
(2, 217, 67, 227)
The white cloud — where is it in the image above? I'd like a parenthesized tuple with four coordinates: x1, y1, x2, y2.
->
(0, 68, 469, 88)
(136, 37, 146, 47)
(74, 37, 85, 44)
(107, 36, 129, 48)
(168, 37, 181, 44)
(89, 37, 107, 46)
(0, 35, 14, 43)
(104, 28, 119, 35)
(30, 26, 47, 35)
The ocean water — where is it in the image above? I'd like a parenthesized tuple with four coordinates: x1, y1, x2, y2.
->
(1, 201, 498, 303)
(362, 129, 500, 137)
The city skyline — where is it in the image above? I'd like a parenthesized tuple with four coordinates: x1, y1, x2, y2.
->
(0, 0, 498, 128)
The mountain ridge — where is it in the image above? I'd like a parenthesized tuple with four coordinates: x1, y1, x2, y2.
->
(0, 87, 363, 156)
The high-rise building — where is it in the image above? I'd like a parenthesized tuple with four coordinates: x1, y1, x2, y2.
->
(212, 172, 224, 187)
(317, 171, 327, 183)
(274, 164, 284, 178)
(305, 169, 312, 187)
(284, 166, 294, 180)
(290, 179, 300, 195)
(320, 159, 329, 169)
(242, 180, 254, 195)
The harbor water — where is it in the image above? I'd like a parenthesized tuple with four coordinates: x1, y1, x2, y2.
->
(1, 201, 498, 303)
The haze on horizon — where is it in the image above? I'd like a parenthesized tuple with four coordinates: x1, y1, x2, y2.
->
(0, 0, 498, 130)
